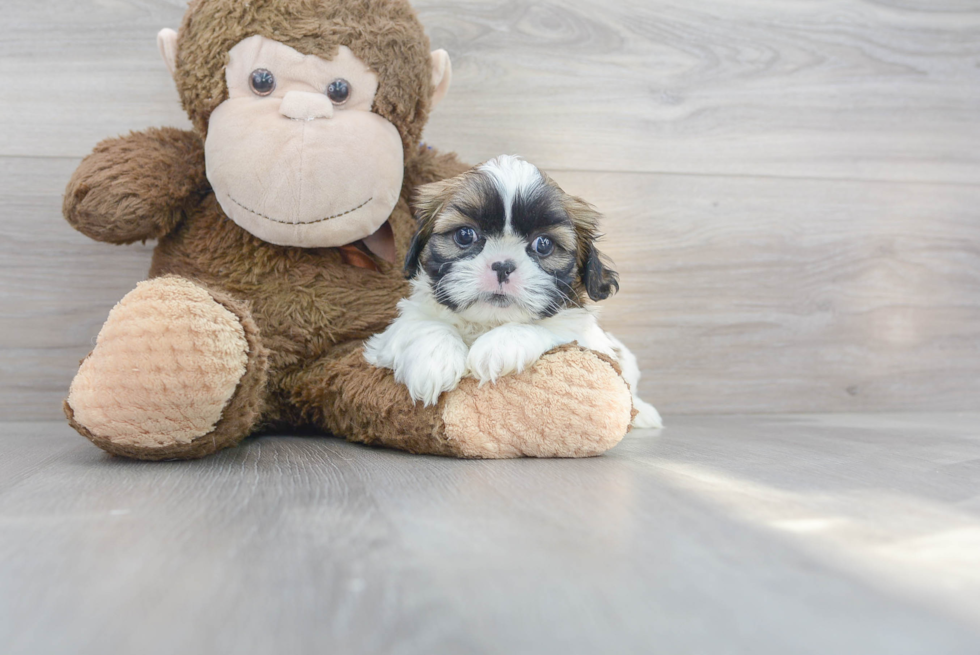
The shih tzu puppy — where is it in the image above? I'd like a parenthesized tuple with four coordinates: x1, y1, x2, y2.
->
(364, 155, 662, 429)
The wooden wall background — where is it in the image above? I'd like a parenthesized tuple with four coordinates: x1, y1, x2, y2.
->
(1, 0, 978, 419)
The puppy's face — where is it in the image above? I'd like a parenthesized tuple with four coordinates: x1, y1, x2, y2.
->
(406, 156, 619, 324)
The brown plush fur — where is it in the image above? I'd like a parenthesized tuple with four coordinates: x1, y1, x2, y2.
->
(64, 127, 208, 244)
(63, 0, 634, 460)
(175, 0, 434, 151)
(144, 146, 467, 428)
(287, 340, 459, 456)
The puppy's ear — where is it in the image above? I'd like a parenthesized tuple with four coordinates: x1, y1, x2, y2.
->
(562, 193, 620, 301)
(405, 178, 455, 277)
(582, 243, 620, 301)
(403, 231, 427, 279)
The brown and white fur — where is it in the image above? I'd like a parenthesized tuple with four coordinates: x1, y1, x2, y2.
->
(364, 155, 662, 428)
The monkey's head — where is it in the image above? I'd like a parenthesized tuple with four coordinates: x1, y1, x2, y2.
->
(157, 0, 451, 251)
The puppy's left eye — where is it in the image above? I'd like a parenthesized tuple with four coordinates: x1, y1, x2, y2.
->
(531, 236, 554, 256)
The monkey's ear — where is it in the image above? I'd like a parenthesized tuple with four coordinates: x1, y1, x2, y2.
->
(157, 28, 178, 78)
(430, 50, 452, 108)
(582, 244, 620, 301)
(405, 179, 452, 277)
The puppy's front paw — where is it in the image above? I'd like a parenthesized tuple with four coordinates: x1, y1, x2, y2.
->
(466, 326, 551, 384)
(396, 337, 468, 407)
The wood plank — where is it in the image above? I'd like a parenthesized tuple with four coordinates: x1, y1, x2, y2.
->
(0, 157, 154, 419)
(1, 0, 979, 183)
(551, 169, 980, 414)
(3, 156, 978, 419)
(2, 415, 979, 654)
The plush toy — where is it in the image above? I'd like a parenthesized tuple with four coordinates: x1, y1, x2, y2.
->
(62, 0, 635, 461)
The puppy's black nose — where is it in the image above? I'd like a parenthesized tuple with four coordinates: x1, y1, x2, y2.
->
(491, 260, 516, 284)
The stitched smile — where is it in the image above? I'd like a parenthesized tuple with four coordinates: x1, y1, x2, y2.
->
(227, 194, 373, 225)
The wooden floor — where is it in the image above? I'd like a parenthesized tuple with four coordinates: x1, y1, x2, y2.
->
(2, 415, 979, 654)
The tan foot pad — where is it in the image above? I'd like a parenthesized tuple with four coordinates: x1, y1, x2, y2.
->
(442, 345, 633, 458)
(67, 277, 249, 449)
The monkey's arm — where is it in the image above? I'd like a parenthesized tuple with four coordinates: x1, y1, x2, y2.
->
(286, 341, 633, 458)
(64, 127, 208, 244)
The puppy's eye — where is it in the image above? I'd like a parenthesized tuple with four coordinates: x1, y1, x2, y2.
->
(532, 235, 554, 256)
(454, 227, 477, 248)
(327, 79, 351, 104)
(249, 69, 276, 96)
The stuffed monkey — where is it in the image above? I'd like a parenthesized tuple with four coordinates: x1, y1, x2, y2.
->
(63, 0, 635, 461)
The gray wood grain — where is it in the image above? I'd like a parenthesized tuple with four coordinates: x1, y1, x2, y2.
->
(1, 0, 979, 182)
(2, 0, 979, 418)
(2, 416, 979, 654)
(550, 170, 980, 414)
(0, 157, 155, 420)
(4, 154, 977, 419)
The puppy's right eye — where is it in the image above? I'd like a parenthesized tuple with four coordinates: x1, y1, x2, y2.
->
(249, 69, 276, 96)
(454, 227, 477, 248)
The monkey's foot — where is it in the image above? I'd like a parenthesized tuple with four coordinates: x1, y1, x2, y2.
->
(441, 344, 634, 458)
(66, 276, 267, 460)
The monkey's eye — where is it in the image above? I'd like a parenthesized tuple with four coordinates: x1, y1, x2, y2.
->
(531, 235, 554, 256)
(249, 69, 276, 96)
(326, 78, 351, 104)
(454, 227, 478, 248)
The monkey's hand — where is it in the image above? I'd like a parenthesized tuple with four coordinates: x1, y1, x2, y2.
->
(64, 127, 208, 244)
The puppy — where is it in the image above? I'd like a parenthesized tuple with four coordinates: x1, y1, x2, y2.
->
(364, 155, 662, 429)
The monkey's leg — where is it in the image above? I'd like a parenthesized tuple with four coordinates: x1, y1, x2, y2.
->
(65, 276, 268, 460)
(288, 343, 634, 458)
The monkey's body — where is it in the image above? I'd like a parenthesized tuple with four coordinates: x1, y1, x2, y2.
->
(61, 0, 636, 461)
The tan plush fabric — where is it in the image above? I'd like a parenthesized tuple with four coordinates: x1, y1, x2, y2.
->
(157, 28, 178, 76)
(442, 345, 633, 458)
(429, 49, 451, 107)
(204, 36, 405, 249)
(67, 277, 250, 449)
